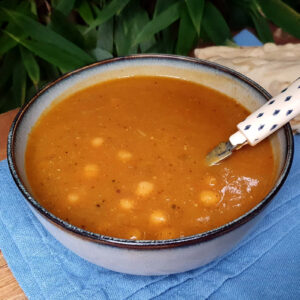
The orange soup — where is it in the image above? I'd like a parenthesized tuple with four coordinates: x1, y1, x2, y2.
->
(25, 76, 275, 240)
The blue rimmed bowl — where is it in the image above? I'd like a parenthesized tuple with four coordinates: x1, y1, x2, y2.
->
(7, 55, 294, 275)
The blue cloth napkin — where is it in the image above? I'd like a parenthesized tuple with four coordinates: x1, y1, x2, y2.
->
(1, 30, 299, 299)
(0, 135, 299, 300)
(233, 29, 263, 46)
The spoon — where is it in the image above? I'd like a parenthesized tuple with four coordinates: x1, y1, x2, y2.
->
(206, 78, 300, 166)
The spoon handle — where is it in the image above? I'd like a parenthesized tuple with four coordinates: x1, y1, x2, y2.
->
(237, 78, 300, 146)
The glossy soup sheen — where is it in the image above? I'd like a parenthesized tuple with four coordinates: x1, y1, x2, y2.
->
(26, 76, 275, 240)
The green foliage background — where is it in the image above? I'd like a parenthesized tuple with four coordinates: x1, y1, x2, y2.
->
(0, 0, 299, 113)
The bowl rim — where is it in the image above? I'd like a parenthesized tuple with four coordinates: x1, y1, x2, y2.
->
(7, 54, 294, 249)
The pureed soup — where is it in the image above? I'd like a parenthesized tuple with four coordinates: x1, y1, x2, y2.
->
(25, 76, 276, 240)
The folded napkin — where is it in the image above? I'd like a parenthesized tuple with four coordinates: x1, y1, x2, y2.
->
(0, 135, 299, 300)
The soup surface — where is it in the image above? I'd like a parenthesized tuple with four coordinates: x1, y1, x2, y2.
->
(26, 76, 275, 240)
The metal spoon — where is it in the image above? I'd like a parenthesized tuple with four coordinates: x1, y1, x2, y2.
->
(206, 78, 300, 166)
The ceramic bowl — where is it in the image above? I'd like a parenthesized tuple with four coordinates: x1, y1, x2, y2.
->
(7, 55, 294, 275)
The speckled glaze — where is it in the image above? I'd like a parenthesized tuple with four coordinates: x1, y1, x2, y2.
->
(7, 55, 294, 275)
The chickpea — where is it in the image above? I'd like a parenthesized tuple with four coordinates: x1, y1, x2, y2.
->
(199, 190, 220, 207)
(117, 150, 133, 162)
(150, 210, 167, 225)
(91, 137, 104, 147)
(119, 198, 134, 210)
(84, 164, 99, 178)
(136, 181, 154, 196)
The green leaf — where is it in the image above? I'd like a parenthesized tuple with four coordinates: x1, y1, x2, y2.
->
(139, 37, 157, 53)
(23, 40, 83, 72)
(77, 0, 94, 25)
(0, 0, 19, 10)
(84, 27, 98, 50)
(26, 81, 38, 100)
(143, 42, 163, 54)
(96, 18, 114, 53)
(0, 7, 94, 65)
(50, 8, 85, 48)
(29, 0, 37, 16)
(90, 48, 113, 61)
(15, 0, 32, 15)
(257, 0, 300, 39)
(228, 1, 254, 29)
(20, 46, 40, 86)
(55, 0, 76, 16)
(0, 20, 30, 57)
(133, 1, 181, 46)
(161, 24, 178, 54)
(115, 0, 150, 56)
(139, 33, 156, 53)
(114, 15, 132, 56)
(39, 60, 60, 81)
(3, 29, 83, 72)
(86, 0, 130, 33)
(0, 49, 17, 91)
(153, 0, 178, 18)
(250, 10, 274, 43)
(129, 3, 153, 51)
(202, 2, 232, 45)
(176, 5, 197, 55)
(0, 9, 7, 21)
(12, 57, 27, 106)
(185, 0, 204, 36)
(0, 33, 17, 56)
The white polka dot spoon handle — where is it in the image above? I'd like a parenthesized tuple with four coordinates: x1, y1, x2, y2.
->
(206, 78, 300, 166)
(237, 78, 300, 146)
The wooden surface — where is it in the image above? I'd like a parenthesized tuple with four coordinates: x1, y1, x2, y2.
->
(0, 109, 26, 299)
